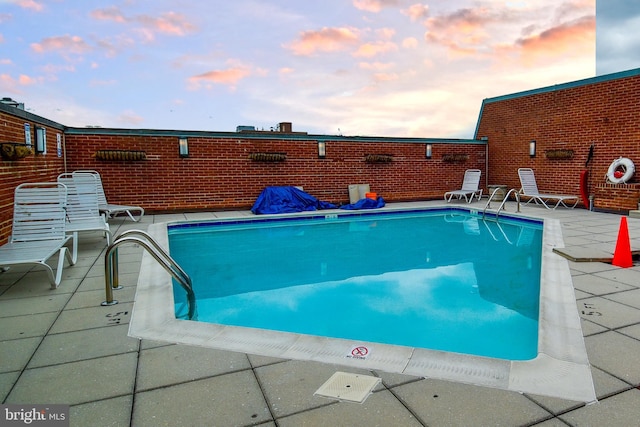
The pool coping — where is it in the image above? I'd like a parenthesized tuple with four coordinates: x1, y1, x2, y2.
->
(128, 206, 597, 403)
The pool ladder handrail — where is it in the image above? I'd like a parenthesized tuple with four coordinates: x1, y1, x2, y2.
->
(482, 187, 521, 220)
(101, 229, 197, 320)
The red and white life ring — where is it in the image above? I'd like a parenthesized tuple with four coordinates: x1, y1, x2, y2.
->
(606, 157, 635, 184)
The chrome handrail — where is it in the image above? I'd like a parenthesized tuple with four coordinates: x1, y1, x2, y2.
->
(101, 229, 197, 320)
(483, 188, 521, 220)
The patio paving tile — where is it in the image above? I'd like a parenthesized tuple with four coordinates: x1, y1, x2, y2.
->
(584, 331, 640, 384)
(389, 378, 553, 426)
(6, 352, 137, 405)
(592, 268, 640, 289)
(48, 302, 133, 334)
(0, 293, 71, 317)
(70, 395, 133, 427)
(527, 366, 631, 414)
(28, 324, 139, 368)
(0, 312, 58, 340)
(605, 288, 640, 309)
(560, 389, 640, 426)
(0, 336, 42, 373)
(135, 344, 251, 391)
(0, 372, 20, 402)
(277, 389, 422, 427)
(255, 360, 376, 418)
(571, 274, 634, 295)
(577, 296, 640, 329)
(131, 371, 271, 427)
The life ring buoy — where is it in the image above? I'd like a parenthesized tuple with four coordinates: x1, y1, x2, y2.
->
(606, 157, 635, 184)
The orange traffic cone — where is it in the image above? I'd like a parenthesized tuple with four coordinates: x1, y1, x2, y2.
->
(612, 217, 633, 268)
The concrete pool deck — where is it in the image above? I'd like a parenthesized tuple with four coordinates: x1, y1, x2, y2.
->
(2, 200, 640, 426)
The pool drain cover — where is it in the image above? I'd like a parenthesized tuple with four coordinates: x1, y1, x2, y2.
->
(314, 372, 381, 403)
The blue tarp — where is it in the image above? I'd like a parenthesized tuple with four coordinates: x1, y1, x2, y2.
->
(251, 186, 337, 214)
(339, 196, 386, 210)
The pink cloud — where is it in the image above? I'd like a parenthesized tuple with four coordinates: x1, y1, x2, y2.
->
(286, 27, 359, 56)
(90, 8, 196, 38)
(118, 110, 145, 125)
(373, 72, 399, 82)
(30, 35, 92, 55)
(90, 7, 127, 23)
(0, 73, 40, 94)
(188, 63, 252, 90)
(402, 37, 418, 49)
(425, 7, 492, 35)
(515, 15, 595, 62)
(18, 74, 38, 85)
(16, 0, 43, 12)
(353, 41, 398, 58)
(353, 0, 400, 13)
(402, 4, 430, 22)
(137, 12, 196, 36)
(359, 61, 394, 71)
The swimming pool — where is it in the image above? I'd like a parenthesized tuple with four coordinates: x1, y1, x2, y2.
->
(128, 204, 596, 403)
(168, 210, 541, 361)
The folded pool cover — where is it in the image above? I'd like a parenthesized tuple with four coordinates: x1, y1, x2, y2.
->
(339, 196, 385, 210)
(251, 186, 337, 214)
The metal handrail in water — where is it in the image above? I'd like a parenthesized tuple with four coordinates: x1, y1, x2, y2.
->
(101, 229, 197, 320)
(483, 188, 521, 220)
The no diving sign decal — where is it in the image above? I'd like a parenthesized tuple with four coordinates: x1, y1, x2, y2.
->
(346, 345, 371, 360)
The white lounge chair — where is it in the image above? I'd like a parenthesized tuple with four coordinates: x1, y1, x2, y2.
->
(444, 169, 483, 203)
(72, 170, 144, 222)
(57, 173, 112, 260)
(518, 168, 579, 209)
(0, 183, 75, 288)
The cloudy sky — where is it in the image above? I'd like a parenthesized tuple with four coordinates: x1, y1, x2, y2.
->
(0, 0, 629, 138)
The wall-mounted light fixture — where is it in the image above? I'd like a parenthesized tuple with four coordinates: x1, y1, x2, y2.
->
(425, 143, 432, 159)
(35, 126, 46, 154)
(318, 141, 326, 158)
(178, 137, 189, 158)
(529, 140, 536, 157)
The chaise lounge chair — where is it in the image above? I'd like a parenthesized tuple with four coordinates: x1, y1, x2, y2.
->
(444, 169, 483, 203)
(0, 183, 76, 288)
(57, 173, 112, 260)
(72, 170, 144, 222)
(518, 168, 579, 209)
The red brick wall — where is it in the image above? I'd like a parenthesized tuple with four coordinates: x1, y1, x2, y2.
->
(1, 110, 486, 242)
(63, 132, 486, 212)
(476, 70, 640, 211)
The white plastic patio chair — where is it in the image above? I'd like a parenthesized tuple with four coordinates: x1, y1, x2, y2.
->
(0, 182, 75, 288)
(518, 168, 579, 209)
(57, 173, 112, 260)
(444, 169, 483, 203)
(73, 170, 144, 222)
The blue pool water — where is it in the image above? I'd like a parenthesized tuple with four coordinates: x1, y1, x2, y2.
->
(168, 209, 543, 360)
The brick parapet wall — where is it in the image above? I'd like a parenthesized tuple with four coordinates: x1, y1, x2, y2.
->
(594, 184, 640, 210)
(64, 133, 486, 212)
(1, 113, 486, 242)
(476, 72, 640, 211)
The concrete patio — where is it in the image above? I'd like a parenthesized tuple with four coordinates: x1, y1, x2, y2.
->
(2, 201, 640, 426)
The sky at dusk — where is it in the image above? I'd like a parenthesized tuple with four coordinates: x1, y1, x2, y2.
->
(0, 0, 632, 138)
